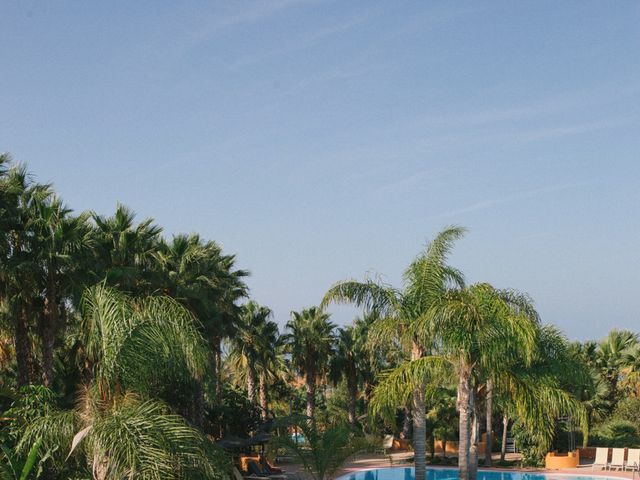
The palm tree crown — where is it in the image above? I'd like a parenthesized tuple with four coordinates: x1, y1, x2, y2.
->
(322, 226, 466, 480)
(285, 307, 336, 425)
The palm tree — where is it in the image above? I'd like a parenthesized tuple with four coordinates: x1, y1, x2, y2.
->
(19, 285, 227, 480)
(254, 319, 285, 420)
(426, 284, 537, 480)
(330, 326, 360, 427)
(274, 418, 365, 480)
(423, 285, 585, 479)
(285, 307, 336, 425)
(426, 388, 458, 459)
(152, 234, 249, 400)
(227, 301, 273, 405)
(622, 341, 640, 396)
(90, 204, 162, 294)
(569, 341, 611, 446)
(322, 226, 466, 480)
(29, 194, 92, 386)
(0, 162, 49, 385)
(596, 330, 639, 409)
(494, 324, 589, 464)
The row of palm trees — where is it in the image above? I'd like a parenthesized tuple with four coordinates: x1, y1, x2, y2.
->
(225, 227, 639, 480)
(1, 154, 247, 396)
(319, 227, 589, 480)
(1, 155, 250, 477)
(2, 155, 639, 479)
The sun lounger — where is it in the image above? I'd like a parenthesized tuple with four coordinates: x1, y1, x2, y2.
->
(608, 448, 625, 470)
(247, 460, 288, 480)
(376, 434, 394, 455)
(592, 448, 608, 470)
(625, 449, 640, 471)
(233, 467, 263, 480)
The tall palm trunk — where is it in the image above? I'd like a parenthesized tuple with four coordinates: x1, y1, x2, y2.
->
(212, 335, 223, 401)
(500, 415, 508, 462)
(363, 378, 373, 412)
(346, 360, 357, 428)
(305, 360, 316, 425)
(583, 409, 592, 448)
(15, 302, 33, 386)
(457, 364, 473, 480)
(247, 366, 257, 404)
(190, 383, 205, 428)
(41, 275, 59, 387)
(402, 406, 412, 439)
(484, 379, 493, 467)
(469, 402, 479, 480)
(259, 374, 268, 420)
(412, 343, 426, 480)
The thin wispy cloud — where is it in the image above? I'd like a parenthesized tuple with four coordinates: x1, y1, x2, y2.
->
(375, 169, 443, 195)
(156, 0, 319, 61)
(227, 12, 379, 70)
(431, 183, 588, 220)
(191, 0, 317, 37)
(401, 84, 640, 132)
(503, 117, 637, 143)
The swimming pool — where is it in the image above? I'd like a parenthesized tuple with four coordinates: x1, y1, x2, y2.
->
(337, 467, 619, 480)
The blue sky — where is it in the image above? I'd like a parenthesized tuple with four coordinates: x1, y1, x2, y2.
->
(2, 1, 639, 340)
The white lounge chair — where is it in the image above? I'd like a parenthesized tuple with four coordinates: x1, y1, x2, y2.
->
(625, 449, 640, 472)
(608, 448, 625, 470)
(381, 434, 394, 455)
(592, 447, 608, 470)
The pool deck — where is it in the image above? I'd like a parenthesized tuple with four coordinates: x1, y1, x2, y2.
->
(331, 453, 639, 480)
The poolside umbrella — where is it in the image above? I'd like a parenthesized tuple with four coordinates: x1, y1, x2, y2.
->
(216, 435, 250, 450)
(247, 432, 272, 445)
(247, 431, 272, 454)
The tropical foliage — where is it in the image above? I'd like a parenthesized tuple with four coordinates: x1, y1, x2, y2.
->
(272, 417, 365, 480)
(1, 155, 639, 479)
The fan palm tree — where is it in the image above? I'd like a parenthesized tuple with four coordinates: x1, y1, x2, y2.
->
(596, 330, 639, 409)
(90, 204, 162, 295)
(568, 341, 611, 446)
(285, 307, 336, 426)
(227, 301, 273, 405)
(255, 319, 285, 420)
(622, 341, 640, 396)
(28, 194, 92, 386)
(322, 226, 466, 480)
(329, 325, 361, 427)
(1, 157, 95, 388)
(0, 162, 50, 385)
(152, 234, 249, 400)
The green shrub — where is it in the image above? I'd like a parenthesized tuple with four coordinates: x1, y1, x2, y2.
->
(591, 419, 640, 448)
(611, 397, 640, 432)
(511, 420, 546, 467)
(272, 418, 365, 480)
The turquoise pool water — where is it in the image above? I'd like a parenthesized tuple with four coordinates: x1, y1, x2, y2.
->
(337, 467, 616, 480)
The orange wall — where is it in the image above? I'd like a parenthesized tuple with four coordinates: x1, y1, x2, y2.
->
(545, 451, 579, 469)
(434, 440, 486, 455)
